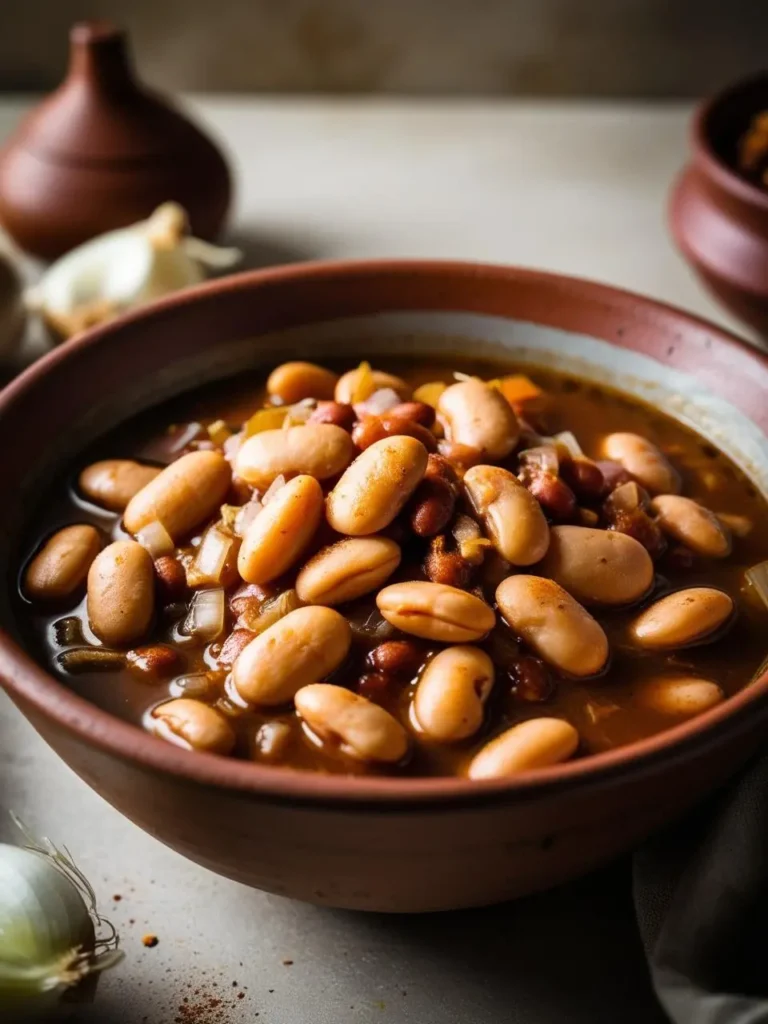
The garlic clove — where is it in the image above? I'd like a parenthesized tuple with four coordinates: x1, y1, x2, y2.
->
(26, 203, 241, 339)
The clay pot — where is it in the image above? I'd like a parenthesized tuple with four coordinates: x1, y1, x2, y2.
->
(670, 74, 768, 337)
(0, 261, 767, 912)
(0, 22, 232, 260)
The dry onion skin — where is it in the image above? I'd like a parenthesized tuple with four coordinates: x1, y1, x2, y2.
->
(0, 816, 122, 1017)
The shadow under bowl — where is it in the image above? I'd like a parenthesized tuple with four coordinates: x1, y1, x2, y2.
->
(1, 259, 767, 912)
(670, 73, 768, 337)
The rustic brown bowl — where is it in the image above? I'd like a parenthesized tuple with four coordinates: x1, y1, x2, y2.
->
(1, 261, 767, 913)
(670, 73, 768, 337)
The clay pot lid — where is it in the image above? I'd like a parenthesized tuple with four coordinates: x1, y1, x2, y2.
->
(16, 21, 212, 166)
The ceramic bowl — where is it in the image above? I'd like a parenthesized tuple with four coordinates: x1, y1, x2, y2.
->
(1, 261, 767, 913)
(670, 73, 768, 337)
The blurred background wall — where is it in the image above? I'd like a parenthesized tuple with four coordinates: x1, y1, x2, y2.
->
(1, 0, 766, 96)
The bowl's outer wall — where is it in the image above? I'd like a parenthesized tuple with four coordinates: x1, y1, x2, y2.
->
(2, 262, 768, 911)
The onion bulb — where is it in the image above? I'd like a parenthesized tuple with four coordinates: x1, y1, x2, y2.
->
(26, 203, 240, 339)
(0, 817, 122, 1017)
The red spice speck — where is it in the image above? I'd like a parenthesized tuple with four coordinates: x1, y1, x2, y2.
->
(142, 934, 159, 948)
(113, 893, 123, 901)
(282, 958, 294, 966)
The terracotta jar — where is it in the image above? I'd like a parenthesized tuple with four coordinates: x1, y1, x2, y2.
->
(0, 22, 232, 260)
(669, 74, 768, 337)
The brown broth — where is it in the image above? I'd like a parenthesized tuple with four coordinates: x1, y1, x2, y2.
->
(15, 357, 768, 777)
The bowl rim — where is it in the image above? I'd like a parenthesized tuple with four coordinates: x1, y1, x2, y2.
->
(2, 257, 768, 810)
(692, 71, 768, 212)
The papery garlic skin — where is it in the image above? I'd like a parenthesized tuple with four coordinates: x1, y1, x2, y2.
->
(26, 202, 240, 339)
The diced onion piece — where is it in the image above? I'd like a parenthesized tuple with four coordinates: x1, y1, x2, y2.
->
(717, 512, 753, 538)
(246, 589, 302, 636)
(518, 445, 559, 477)
(170, 672, 215, 699)
(453, 371, 480, 382)
(346, 602, 395, 642)
(452, 513, 482, 546)
(188, 527, 233, 586)
(285, 398, 317, 424)
(552, 431, 584, 458)
(223, 432, 243, 462)
(351, 361, 375, 403)
(184, 588, 226, 640)
(491, 374, 545, 408)
(207, 419, 232, 445)
(243, 406, 288, 437)
(169, 421, 205, 453)
(234, 498, 263, 536)
(606, 481, 644, 512)
(219, 504, 240, 531)
(136, 519, 175, 557)
(745, 561, 768, 612)
(413, 381, 447, 407)
(354, 388, 401, 417)
(261, 474, 286, 505)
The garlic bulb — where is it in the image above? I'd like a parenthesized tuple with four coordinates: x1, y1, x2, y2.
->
(26, 202, 240, 339)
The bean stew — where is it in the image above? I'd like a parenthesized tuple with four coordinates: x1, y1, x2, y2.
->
(16, 357, 768, 779)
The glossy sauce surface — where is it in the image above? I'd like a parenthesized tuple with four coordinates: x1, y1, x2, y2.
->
(16, 358, 768, 777)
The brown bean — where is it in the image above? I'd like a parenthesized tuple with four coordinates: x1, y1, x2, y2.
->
(153, 555, 188, 603)
(24, 524, 102, 601)
(295, 683, 408, 762)
(126, 644, 179, 679)
(464, 465, 550, 566)
(538, 525, 654, 605)
(87, 540, 155, 646)
(235, 425, 355, 490)
(266, 361, 338, 403)
(436, 439, 484, 472)
(438, 379, 520, 458)
(468, 718, 579, 779)
(525, 472, 577, 521)
(597, 460, 634, 494)
(560, 457, 604, 500)
(308, 401, 356, 430)
(389, 401, 436, 428)
(602, 433, 681, 495)
(368, 640, 425, 678)
(423, 535, 473, 588)
(351, 414, 437, 452)
(496, 575, 609, 677)
(651, 495, 731, 558)
(376, 581, 495, 642)
(629, 588, 733, 649)
(124, 450, 231, 541)
(296, 536, 401, 605)
(78, 460, 162, 512)
(151, 698, 235, 754)
(413, 646, 494, 742)
(232, 606, 352, 706)
(218, 628, 258, 666)
(509, 656, 554, 703)
(326, 435, 429, 536)
(238, 475, 324, 584)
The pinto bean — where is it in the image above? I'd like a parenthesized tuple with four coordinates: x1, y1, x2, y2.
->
(124, 450, 231, 540)
(389, 401, 436, 428)
(413, 646, 494, 742)
(651, 495, 731, 558)
(467, 718, 579, 779)
(326, 435, 429, 535)
(231, 606, 351, 706)
(438, 379, 520, 459)
(266, 361, 338, 403)
(308, 401, 356, 430)
(296, 536, 401, 605)
(376, 581, 495, 642)
(151, 698, 235, 754)
(235, 425, 354, 490)
(629, 588, 733, 649)
(464, 465, 550, 565)
(295, 684, 408, 763)
(632, 675, 725, 716)
(602, 433, 681, 495)
(368, 640, 425, 678)
(351, 414, 437, 452)
(560, 457, 604, 500)
(496, 575, 609, 677)
(87, 540, 155, 646)
(78, 460, 162, 512)
(423, 535, 473, 588)
(238, 475, 324, 584)
(24, 524, 101, 601)
(538, 525, 654, 605)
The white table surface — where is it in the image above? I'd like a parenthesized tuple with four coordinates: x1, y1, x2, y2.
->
(0, 97, 754, 1024)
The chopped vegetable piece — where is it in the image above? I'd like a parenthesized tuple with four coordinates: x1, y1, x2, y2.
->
(207, 419, 232, 445)
(135, 519, 175, 558)
(239, 589, 302, 636)
(413, 381, 447, 407)
(492, 374, 544, 408)
(243, 407, 288, 438)
(261, 474, 286, 505)
(187, 526, 234, 586)
(351, 361, 375, 403)
(183, 588, 226, 640)
(745, 561, 768, 612)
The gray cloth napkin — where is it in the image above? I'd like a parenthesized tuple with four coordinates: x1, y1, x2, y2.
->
(633, 754, 768, 1024)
